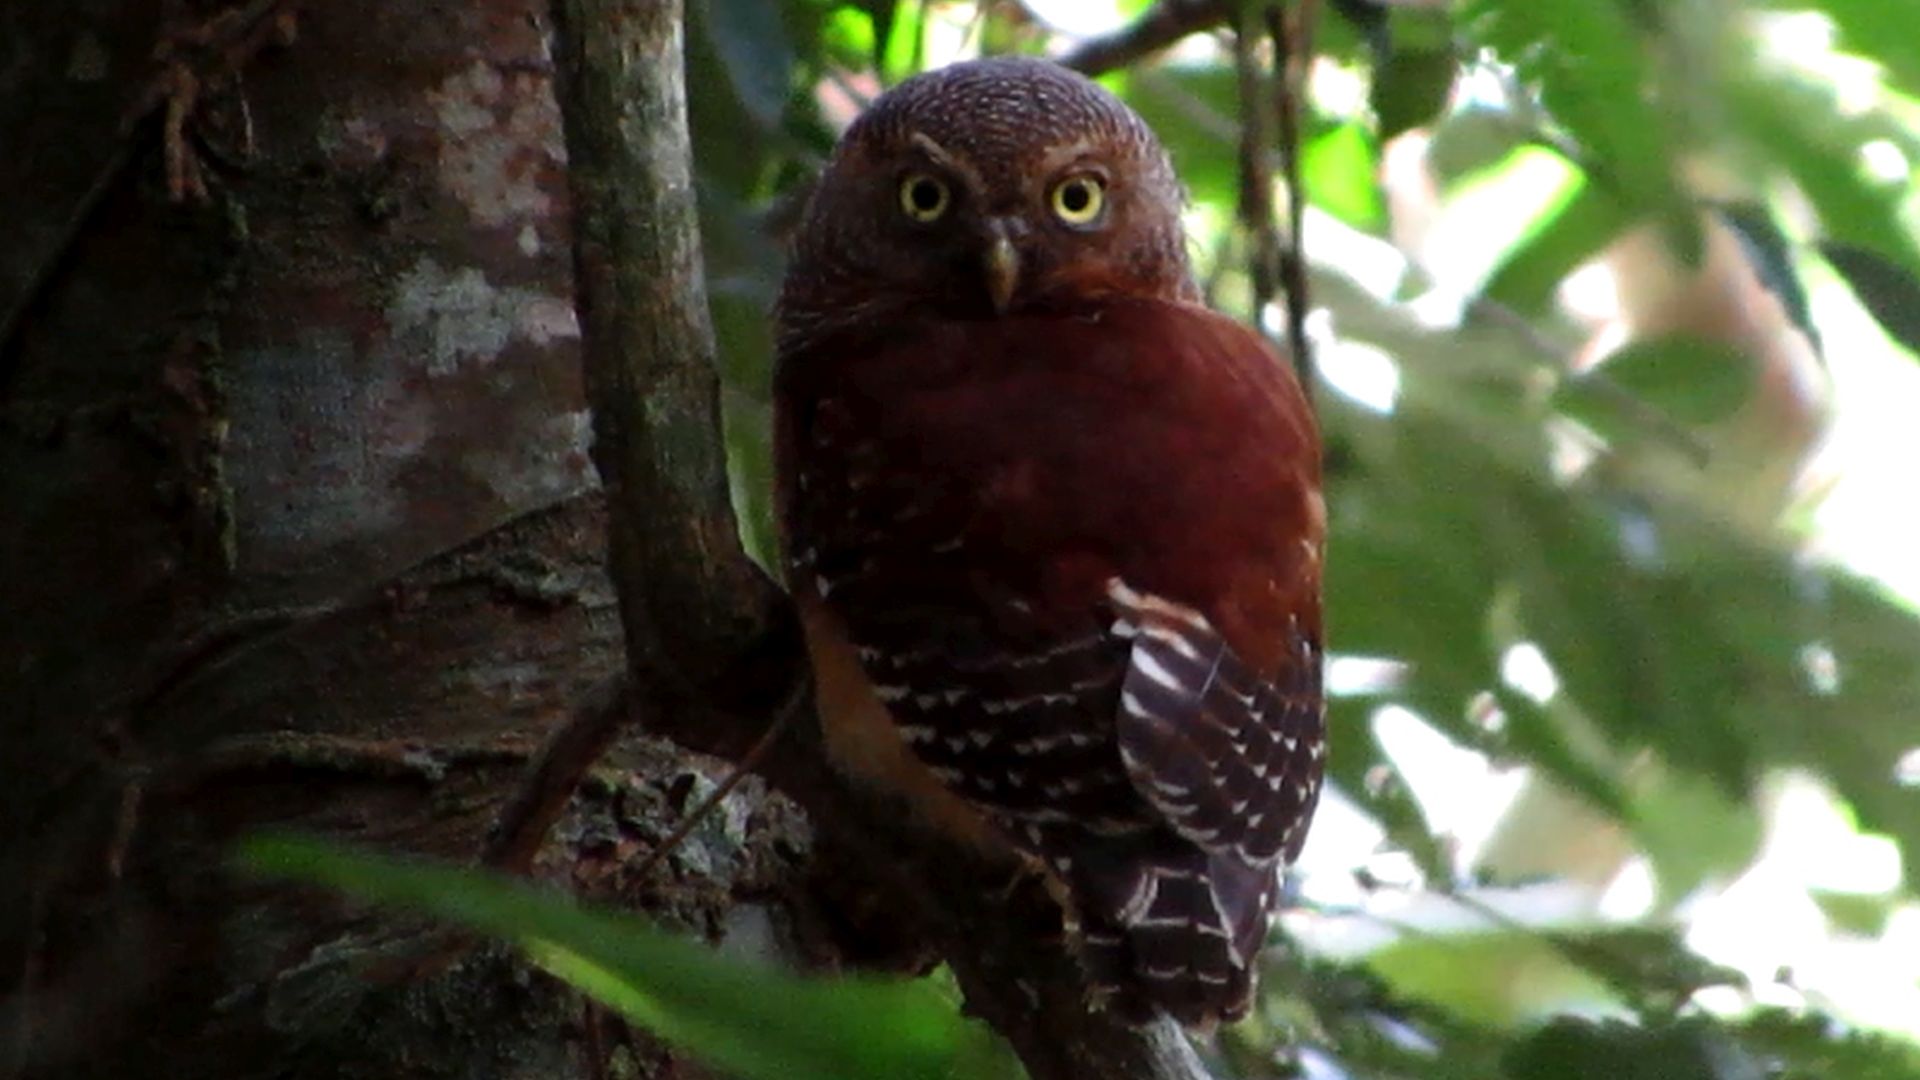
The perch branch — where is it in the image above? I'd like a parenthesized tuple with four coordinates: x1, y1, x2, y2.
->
(1232, 10, 1283, 327)
(1268, 0, 1320, 399)
(1059, 0, 1229, 75)
(547, 2, 1214, 1078)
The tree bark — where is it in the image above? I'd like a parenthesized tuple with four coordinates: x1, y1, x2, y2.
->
(5, 2, 1222, 1078)
(1, 4, 817, 1077)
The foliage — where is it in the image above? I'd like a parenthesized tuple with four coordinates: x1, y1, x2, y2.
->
(279, 1, 1920, 1077)
(238, 834, 1015, 1080)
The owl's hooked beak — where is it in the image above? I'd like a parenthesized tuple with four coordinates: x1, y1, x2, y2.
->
(983, 229, 1020, 316)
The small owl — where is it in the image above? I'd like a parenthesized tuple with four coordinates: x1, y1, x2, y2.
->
(773, 56, 1324, 1027)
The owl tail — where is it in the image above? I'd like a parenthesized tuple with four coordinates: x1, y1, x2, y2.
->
(1070, 832, 1276, 1029)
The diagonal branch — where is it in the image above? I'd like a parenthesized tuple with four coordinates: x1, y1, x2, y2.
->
(1268, 0, 1321, 400)
(1058, 0, 1230, 76)
(546, 2, 1213, 1078)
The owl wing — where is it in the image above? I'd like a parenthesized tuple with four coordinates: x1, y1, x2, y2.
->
(776, 298, 1325, 1025)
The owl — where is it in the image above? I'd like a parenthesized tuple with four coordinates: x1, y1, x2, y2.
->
(772, 56, 1325, 1027)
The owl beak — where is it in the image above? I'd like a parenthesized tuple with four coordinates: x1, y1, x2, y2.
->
(983, 233, 1020, 316)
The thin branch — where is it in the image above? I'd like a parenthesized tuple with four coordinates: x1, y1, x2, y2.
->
(625, 687, 800, 881)
(1233, 11, 1283, 324)
(483, 677, 633, 873)
(1267, 1, 1319, 401)
(1058, 0, 1229, 75)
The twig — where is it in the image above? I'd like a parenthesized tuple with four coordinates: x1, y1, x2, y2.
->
(1268, 0, 1320, 401)
(1232, 11, 1283, 324)
(627, 687, 800, 881)
(1470, 298, 1713, 466)
(163, 731, 530, 789)
(483, 677, 634, 873)
(1058, 0, 1229, 75)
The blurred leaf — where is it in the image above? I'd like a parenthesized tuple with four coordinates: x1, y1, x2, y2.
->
(1539, 926, 1745, 1013)
(1822, 243, 1920, 357)
(1492, 690, 1633, 823)
(1735, 1007, 1920, 1079)
(880, 0, 925, 83)
(691, 0, 796, 130)
(1372, 47, 1456, 141)
(724, 390, 779, 572)
(1305, 122, 1388, 231)
(1365, 928, 1618, 1029)
(1122, 67, 1240, 207)
(1726, 72, 1920, 311)
(1506, 1016, 1765, 1080)
(819, 5, 878, 68)
(1482, 178, 1630, 314)
(238, 834, 1011, 1080)
(1754, 0, 1920, 101)
(1810, 888, 1899, 937)
(1328, 0, 1392, 57)
(1625, 769, 1763, 907)
(1502, 494, 1756, 799)
(1460, 0, 1699, 260)
(1327, 696, 1456, 882)
(1560, 336, 1758, 430)
(1509, 1011, 1920, 1080)
(1427, 107, 1534, 188)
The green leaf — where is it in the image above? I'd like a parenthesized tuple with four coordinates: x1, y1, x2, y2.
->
(1493, 690, 1633, 824)
(1506, 1016, 1761, 1080)
(1460, 0, 1699, 260)
(237, 834, 1010, 1080)
(1754, 0, 1920, 101)
(1558, 336, 1759, 431)
(1304, 122, 1387, 231)
(1725, 71, 1920, 298)
(1481, 175, 1630, 314)
(1810, 888, 1899, 937)
(1121, 67, 1240, 208)
(1365, 929, 1617, 1029)
(1624, 769, 1763, 908)
(880, 0, 925, 83)
(1372, 47, 1456, 141)
(691, 0, 796, 131)
(819, 5, 878, 68)
(1735, 1007, 1920, 1079)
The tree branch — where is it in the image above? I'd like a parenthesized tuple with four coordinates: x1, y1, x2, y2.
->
(1268, 0, 1320, 400)
(547, 3, 1213, 1078)
(549, 0, 794, 715)
(1058, 0, 1229, 76)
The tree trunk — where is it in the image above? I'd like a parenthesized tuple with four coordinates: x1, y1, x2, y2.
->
(1, 4, 814, 1077)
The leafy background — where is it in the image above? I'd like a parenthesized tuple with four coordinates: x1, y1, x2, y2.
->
(271, 1, 1920, 1077)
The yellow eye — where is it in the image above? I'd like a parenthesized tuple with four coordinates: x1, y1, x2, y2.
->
(899, 173, 950, 222)
(1049, 175, 1106, 226)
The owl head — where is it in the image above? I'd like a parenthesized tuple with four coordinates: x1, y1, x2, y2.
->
(778, 57, 1196, 353)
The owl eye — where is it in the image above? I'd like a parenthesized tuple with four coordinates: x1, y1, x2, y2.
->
(898, 173, 951, 223)
(1049, 175, 1106, 226)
